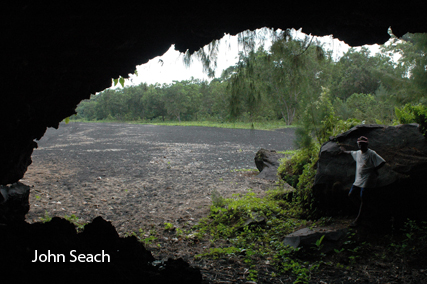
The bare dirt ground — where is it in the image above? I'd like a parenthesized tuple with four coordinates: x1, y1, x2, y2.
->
(25, 122, 295, 230)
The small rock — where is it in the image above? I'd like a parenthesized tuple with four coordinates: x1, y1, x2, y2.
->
(283, 227, 347, 253)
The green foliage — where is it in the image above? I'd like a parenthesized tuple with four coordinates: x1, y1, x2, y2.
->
(390, 219, 427, 258)
(230, 168, 258, 173)
(228, 49, 265, 120)
(125, 228, 159, 246)
(195, 246, 244, 260)
(163, 222, 174, 230)
(113, 76, 126, 88)
(143, 120, 292, 130)
(277, 144, 320, 212)
(226, 30, 329, 125)
(73, 31, 425, 131)
(210, 189, 226, 208)
(192, 188, 321, 282)
(298, 88, 362, 147)
(299, 87, 335, 145)
(315, 235, 325, 250)
(329, 47, 393, 101)
(384, 31, 427, 102)
(63, 214, 87, 232)
(39, 212, 87, 232)
(39, 211, 52, 223)
(268, 33, 328, 126)
(395, 103, 427, 135)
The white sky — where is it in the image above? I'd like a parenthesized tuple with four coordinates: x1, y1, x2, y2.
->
(111, 28, 386, 89)
(127, 33, 242, 86)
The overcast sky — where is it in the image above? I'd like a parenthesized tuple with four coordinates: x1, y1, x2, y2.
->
(111, 28, 383, 89)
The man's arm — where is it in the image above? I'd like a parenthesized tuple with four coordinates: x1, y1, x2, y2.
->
(371, 151, 386, 175)
(373, 161, 385, 175)
(339, 146, 351, 154)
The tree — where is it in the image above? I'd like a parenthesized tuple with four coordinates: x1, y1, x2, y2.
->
(384, 31, 427, 103)
(209, 79, 229, 121)
(227, 50, 265, 121)
(142, 84, 166, 120)
(330, 47, 385, 100)
(163, 82, 190, 122)
(75, 98, 97, 120)
(267, 33, 328, 125)
(344, 93, 388, 123)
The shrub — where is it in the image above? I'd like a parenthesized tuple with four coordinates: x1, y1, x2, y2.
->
(277, 144, 319, 211)
(395, 103, 427, 136)
(278, 116, 357, 212)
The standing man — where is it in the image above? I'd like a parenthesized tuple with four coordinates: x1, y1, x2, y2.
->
(340, 136, 386, 227)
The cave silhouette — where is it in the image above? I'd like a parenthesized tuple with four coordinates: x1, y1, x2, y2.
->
(1, 2, 427, 283)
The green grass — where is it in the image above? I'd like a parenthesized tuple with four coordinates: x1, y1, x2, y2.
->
(39, 212, 87, 232)
(68, 118, 295, 131)
(125, 228, 160, 247)
(145, 120, 292, 131)
(277, 149, 299, 156)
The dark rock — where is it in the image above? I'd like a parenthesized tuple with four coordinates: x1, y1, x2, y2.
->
(0, 182, 30, 224)
(254, 148, 284, 180)
(0, 216, 202, 284)
(242, 212, 266, 227)
(162, 257, 203, 284)
(79, 216, 120, 242)
(283, 227, 348, 253)
(312, 124, 427, 224)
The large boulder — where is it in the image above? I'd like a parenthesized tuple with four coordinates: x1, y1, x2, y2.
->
(254, 149, 284, 180)
(312, 124, 427, 225)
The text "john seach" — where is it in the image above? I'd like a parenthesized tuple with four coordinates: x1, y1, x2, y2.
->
(32, 250, 110, 263)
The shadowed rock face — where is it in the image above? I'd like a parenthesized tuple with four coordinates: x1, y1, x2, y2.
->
(2, 2, 427, 185)
(0, 216, 203, 283)
(255, 148, 284, 181)
(312, 124, 427, 225)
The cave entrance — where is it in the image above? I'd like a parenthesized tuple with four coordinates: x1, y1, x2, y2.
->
(21, 27, 426, 234)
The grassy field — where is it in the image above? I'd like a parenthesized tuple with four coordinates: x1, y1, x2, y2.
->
(68, 119, 295, 131)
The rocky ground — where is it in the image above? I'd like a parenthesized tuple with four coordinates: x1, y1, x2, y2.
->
(24, 122, 294, 233)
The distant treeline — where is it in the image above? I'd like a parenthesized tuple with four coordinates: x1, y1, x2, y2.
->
(74, 31, 426, 128)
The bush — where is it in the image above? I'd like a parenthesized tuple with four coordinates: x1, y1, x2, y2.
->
(277, 144, 319, 210)
(278, 115, 357, 212)
(395, 103, 427, 136)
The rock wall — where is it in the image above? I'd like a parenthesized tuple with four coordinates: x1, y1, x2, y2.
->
(0, 216, 202, 283)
